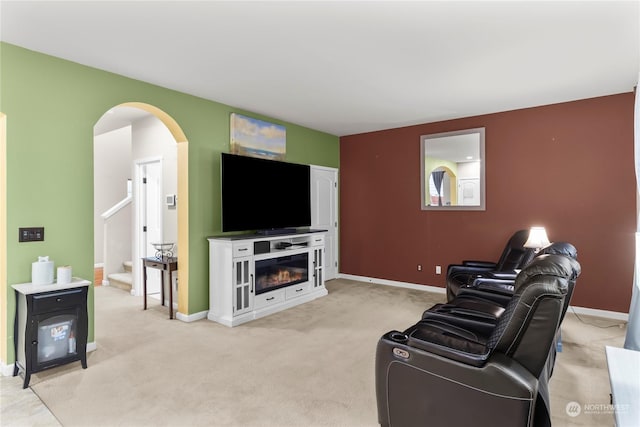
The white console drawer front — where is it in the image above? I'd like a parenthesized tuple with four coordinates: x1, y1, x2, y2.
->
(285, 282, 311, 299)
(254, 289, 285, 309)
(233, 243, 253, 257)
(310, 235, 325, 246)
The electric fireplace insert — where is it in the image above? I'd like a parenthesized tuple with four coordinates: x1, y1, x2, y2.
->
(255, 253, 309, 295)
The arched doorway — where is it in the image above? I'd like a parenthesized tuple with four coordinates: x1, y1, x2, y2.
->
(428, 165, 457, 207)
(94, 103, 189, 317)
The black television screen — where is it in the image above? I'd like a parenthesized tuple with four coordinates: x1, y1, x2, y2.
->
(221, 153, 311, 232)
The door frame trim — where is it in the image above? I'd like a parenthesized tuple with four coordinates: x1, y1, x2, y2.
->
(133, 156, 163, 297)
(310, 165, 339, 280)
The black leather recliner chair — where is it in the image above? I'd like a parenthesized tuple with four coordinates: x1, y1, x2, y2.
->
(446, 229, 535, 301)
(375, 254, 580, 427)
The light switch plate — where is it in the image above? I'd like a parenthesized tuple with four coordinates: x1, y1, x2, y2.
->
(19, 227, 44, 242)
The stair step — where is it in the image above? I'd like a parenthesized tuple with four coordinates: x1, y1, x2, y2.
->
(123, 261, 133, 273)
(108, 272, 132, 292)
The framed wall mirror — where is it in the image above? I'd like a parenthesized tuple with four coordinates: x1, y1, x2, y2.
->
(421, 127, 485, 211)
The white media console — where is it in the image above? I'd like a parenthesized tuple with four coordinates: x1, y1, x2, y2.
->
(207, 231, 327, 327)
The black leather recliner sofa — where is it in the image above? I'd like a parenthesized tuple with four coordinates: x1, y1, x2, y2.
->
(421, 242, 580, 381)
(427, 242, 580, 332)
(446, 229, 535, 301)
(375, 254, 581, 427)
(456, 242, 578, 304)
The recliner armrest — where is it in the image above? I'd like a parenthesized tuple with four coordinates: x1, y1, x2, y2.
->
(425, 299, 506, 319)
(402, 321, 492, 367)
(469, 277, 515, 293)
(447, 265, 496, 278)
(420, 309, 497, 336)
(461, 260, 497, 268)
(421, 299, 505, 333)
(476, 281, 514, 294)
(486, 271, 518, 280)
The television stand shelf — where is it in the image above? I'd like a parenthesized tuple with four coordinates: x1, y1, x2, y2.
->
(207, 230, 327, 327)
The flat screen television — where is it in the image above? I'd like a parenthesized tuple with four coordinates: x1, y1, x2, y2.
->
(221, 153, 311, 233)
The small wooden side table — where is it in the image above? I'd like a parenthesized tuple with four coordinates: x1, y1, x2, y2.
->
(142, 257, 178, 319)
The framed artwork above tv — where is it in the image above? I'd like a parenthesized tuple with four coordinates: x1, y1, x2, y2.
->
(230, 113, 286, 160)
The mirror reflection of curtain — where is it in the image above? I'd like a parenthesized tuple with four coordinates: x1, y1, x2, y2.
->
(431, 170, 445, 206)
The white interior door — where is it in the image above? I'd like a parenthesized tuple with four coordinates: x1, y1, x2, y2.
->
(142, 161, 163, 295)
(457, 178, 480, 206)
(311, 166, 338, 280)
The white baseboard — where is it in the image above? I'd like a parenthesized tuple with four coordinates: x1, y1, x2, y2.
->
(338, 273, 446, 294)
(1, 362, 14, 377)
(568, 305, 629, 322)
(176, 310, 208, 323)
(338, 273, 629, 321)
(1, 341, 98, 377)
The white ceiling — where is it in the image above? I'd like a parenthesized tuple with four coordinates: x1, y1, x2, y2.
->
(1, 1, 638, 137)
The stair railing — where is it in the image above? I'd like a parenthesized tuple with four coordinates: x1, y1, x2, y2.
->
(101, 195, 132, 287)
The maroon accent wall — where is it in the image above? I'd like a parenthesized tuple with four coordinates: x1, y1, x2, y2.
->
(340, 93, 635, 313)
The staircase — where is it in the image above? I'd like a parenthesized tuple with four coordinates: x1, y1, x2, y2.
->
(108, 261, 133, 292)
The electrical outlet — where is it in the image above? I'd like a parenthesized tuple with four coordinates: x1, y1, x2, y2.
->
(435, 265, 442, 275)
(417, 264, 422, 271)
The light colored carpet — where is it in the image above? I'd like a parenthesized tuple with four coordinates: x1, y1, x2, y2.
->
(24, 279, 625, 427)
(1, 375, 60, 426)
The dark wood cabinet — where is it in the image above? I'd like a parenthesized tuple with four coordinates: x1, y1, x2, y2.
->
(13, 279, 90, 388)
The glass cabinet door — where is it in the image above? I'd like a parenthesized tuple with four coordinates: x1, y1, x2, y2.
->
(313, 248, 324, 288)
(36, 314, 77, 364)
(233, 257, 253, 315)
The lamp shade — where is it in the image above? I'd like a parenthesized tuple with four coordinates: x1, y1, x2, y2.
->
(524, 226, 550, 249)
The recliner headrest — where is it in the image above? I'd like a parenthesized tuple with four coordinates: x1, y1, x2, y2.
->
(537, 242, 578, 259)
(515, 254, 579, 291)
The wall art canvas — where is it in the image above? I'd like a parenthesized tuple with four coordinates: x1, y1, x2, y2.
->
(230, 113, 286, 160)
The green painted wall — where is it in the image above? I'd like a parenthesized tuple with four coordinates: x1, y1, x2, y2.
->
(0, 42, 339, 363)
